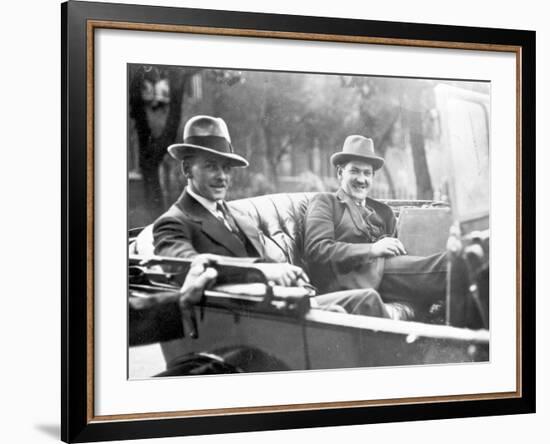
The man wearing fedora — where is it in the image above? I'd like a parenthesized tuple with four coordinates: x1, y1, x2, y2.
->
(152, 116, 395, 317)
(153, 115, 302, 286)
(304, 135, 448, 318)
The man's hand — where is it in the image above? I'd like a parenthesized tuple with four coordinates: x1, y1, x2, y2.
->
(254, 263, 310, 287)
(371, 237, 407, 258)
(179, 255, 219, 306)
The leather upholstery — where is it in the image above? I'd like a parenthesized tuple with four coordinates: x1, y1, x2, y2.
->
(228, 193, 316, 271)
(132, 192, 451, 322)
(133, 192, 451, 271)
(227, 193, 452, 270)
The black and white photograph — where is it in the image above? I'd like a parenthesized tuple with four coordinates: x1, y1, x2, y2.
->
(47, 0, 538, 442)
(127, 64, 490, 379)
(1, 0, 545, 441)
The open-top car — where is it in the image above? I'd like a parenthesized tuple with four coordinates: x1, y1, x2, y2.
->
(128, 84, 490, 378)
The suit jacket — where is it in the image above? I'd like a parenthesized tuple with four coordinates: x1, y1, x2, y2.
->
(304, 189, 396, 294)
(153, 190, 287, 263)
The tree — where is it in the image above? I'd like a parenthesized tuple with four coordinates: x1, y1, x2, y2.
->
(213, 71, 358, 188)
(341, 76, 435, 199)
(403, 84, 434, 199)
(129, 65, 196, 215)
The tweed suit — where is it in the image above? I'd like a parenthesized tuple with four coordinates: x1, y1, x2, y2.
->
(304, 189, 447, 309)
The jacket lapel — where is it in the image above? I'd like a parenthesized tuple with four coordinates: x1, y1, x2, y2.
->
(176, 190, 249, 257)
(336, 188, 372, 237)
(228, 206, 262, 256)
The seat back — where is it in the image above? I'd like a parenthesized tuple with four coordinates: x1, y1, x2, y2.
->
(130, 193, 453, 322)
(393, 205, 453, 322)
(397, 207, 453, 256)
(132, 192, 451, 267)
(228, 193, 316, 271)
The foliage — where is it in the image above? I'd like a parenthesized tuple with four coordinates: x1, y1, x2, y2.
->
(128, 64, 490, 226)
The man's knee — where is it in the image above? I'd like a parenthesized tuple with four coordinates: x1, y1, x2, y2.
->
(315, 288, 390, 318)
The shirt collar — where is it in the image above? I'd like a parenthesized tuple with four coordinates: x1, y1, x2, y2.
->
(339, 188, 366, 207)
(186, 186, 221, 216)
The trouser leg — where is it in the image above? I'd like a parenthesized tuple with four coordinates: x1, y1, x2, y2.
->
(314, 288, 391, 318)
(378, 252, 447, 306)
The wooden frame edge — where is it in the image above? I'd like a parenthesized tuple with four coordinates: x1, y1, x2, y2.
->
(90, 391, 520, 422)
(89, 19, 521, 53)
(86, 19, 95, 424)
(84, 18, 525, 423)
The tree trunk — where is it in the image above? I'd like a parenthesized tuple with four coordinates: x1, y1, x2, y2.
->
(374, 116, 399, 199)
(380, 166, 396, 199)
(260, 116, 280, 188)
(408, 108, 433, 200)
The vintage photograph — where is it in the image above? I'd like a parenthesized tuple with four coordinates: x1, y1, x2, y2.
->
(127, 64, 490, 379)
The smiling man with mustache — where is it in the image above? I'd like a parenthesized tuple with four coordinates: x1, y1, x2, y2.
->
(304, 135, 448, 319)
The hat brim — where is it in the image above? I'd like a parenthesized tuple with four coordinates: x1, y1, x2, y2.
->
(167, 143, 249, 167)
(330, 152, 384, 170)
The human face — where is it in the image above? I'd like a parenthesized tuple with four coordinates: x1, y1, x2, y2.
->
(337, 159, 375, 202)
(186, 153, 233, 201)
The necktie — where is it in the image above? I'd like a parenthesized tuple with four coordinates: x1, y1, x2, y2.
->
(216, 202, 259, 256)
(357, 203, 385, 241)
(216, 202, 241, 235)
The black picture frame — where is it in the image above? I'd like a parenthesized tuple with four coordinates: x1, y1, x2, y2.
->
(61, 1, 536, 442)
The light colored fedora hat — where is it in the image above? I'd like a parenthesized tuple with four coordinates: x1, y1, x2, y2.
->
(330, 135, 384, 171)
(167, 115, 249, 167)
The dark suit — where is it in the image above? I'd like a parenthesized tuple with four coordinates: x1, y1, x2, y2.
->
(153, 190, 287, 263)
(304, 189, 446, 309)
(153, 189, 393, 318)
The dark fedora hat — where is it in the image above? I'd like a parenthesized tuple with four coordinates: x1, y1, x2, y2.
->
(167, 115, 249, 167)
(330, 135, 384, 170)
